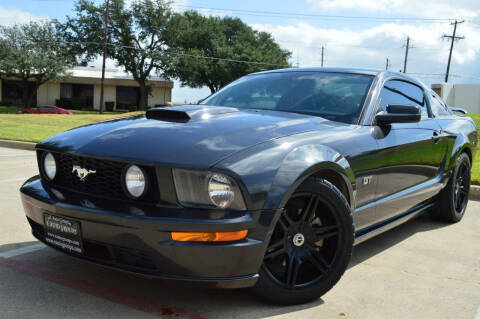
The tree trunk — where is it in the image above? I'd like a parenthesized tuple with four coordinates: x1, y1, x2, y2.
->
(21, 81, 31, 107)
(137, 79, 148, 110)
(27, 81, 43, 108)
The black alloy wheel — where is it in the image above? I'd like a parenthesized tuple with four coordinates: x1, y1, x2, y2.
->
(254, 178, 354, 305)
(432, 152, 471, 222)
(453, 160, 470, 214)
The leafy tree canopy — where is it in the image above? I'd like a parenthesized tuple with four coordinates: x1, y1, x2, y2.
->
(164, 11, 291, 94)
(58, 0, 171, 109)
(0, 21, 74, 107)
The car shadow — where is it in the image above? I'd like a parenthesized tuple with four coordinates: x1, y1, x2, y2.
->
(349, 213, 448, 269)
(0, 213, 451, 319)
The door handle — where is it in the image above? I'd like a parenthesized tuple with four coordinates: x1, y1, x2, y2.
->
(432, 131, 441, 143)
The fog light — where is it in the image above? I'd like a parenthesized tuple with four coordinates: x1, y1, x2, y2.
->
(43, 152, 57, 181)
(124, 165, 146, 198)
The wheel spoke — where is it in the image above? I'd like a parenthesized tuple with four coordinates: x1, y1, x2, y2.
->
(301, 195, 320, 223)
(461, 169, 469, 184)
(265, 247, 286, 260)
(306, 250, 328, 274)
(278, 212, 295, 231)
(285, 255, 300, 288)
(265, 240, 287, 260)
(314, 225, 339, 241)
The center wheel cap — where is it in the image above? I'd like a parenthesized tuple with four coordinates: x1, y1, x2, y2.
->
(292, 233, 305, 247)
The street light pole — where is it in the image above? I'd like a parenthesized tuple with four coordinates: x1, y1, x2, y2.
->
(99, 0, 110, 114)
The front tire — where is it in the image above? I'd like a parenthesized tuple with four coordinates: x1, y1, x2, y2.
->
(432, 152, 471, 223)
(253, 178, 354, 305)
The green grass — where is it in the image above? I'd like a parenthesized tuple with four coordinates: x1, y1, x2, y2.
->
(0, 105, 21, 113)
(0, 110, 144, 143)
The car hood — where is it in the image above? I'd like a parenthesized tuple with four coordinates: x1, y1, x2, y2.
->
(38, 105, 341, 168)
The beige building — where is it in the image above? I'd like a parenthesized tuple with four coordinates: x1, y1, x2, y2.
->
(0, 67, 173, 109)
(431, 83, 480, 113)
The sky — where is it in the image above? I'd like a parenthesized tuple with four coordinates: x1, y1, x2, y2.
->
(0, 0, 479, 103)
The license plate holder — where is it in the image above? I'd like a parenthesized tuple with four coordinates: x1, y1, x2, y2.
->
(43, 213, 83, 254)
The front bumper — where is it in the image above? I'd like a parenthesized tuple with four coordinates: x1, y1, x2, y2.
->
(20, 176, 280, 288)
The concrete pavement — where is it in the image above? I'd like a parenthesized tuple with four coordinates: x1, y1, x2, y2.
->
(0, 146, 479, 318)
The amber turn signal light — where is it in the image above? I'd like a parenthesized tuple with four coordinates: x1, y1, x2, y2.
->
(171, 230, 248, 242)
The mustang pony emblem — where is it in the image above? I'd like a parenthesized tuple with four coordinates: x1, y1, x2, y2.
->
(72, 165, 96, 181)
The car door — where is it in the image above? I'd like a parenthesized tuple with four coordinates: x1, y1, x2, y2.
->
(373, 79, 445, 221)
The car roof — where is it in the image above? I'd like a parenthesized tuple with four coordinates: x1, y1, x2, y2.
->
(249, 67, 427, 89)
(251, 67, 381, 76)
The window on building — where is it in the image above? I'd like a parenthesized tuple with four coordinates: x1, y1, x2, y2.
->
(379, 80, 428, 119)
(1, 80, 37, 106)
(60, 83, 94, 107)
(116, 86, 140, 109)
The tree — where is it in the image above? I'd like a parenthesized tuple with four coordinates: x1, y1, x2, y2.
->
(0, 22, 74, 107)
(164, 11, 291, 94)
(59, 0, 171, 109)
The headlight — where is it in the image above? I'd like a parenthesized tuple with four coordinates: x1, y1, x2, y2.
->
(43, 152, 57, 180)
(124, 165, 147, 198)
(173, 169, 246, 210)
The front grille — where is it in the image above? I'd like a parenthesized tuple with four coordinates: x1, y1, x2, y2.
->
(39, 151, 158, 202)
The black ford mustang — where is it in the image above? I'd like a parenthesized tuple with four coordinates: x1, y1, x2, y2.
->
(20, 68, 477, 305)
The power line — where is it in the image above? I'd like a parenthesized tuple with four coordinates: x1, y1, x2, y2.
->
(443, 20, 465, 82)
(64, 41, 290, 67)
(172, 4, 456, 23)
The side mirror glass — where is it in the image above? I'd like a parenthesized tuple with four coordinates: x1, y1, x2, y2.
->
(375, 104, 421, 125)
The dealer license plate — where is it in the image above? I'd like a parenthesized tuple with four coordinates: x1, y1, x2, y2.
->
(43, 213, 83, 254)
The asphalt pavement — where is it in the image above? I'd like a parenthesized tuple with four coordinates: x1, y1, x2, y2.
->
(1, 146, 479, 319)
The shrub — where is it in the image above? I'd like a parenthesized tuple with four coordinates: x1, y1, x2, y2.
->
(128, 105, 137, 112)
(0, 100, 13, 106)
(55, 98, 87, 109)
(105, 101, 115, 112)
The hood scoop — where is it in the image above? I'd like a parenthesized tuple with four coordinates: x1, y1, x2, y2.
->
(146, 105, 238, 123)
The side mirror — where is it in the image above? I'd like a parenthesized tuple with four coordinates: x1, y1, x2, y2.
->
(375, 104, 421, 125)
(449, 107, 468, 115)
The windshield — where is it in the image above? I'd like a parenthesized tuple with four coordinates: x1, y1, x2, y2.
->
(201, 71, 374, 124)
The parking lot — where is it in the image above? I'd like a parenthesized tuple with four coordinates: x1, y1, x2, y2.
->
(0, 146, 479, 319)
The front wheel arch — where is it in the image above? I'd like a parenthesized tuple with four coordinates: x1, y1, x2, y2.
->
(263, 144, 355, 211)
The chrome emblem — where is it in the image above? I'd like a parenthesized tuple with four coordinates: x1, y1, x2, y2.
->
(292, 233, 305, 247)
(72, 165, 96, 181)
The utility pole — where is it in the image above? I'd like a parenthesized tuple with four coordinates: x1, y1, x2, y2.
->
(403, 37, 412, 73)
(99, 0, 110, 114)
(321, 46, 324, 67)
(385, 58, 391, 70)
(443, 20, 464, 83)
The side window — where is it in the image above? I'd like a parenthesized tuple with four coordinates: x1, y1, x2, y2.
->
(379, 80, 428, 119)
(430, 93, 450, 117)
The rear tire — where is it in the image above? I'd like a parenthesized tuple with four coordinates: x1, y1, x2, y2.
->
(431, 152, 471, 223)
(253, 178, 354, 305)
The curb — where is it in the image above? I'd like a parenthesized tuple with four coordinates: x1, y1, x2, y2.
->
(470, 185, 480, 201)
(0, 140, 36, 151)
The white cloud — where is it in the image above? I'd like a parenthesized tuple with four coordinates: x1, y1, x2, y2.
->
(251, 21, 480, 76)
(0, 6, 49, 26)
(306, 0, 478, 21)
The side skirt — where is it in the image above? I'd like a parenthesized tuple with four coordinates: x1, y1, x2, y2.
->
(353, 201, 436, 245)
